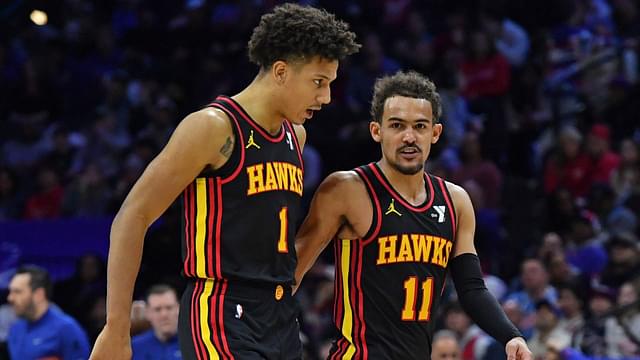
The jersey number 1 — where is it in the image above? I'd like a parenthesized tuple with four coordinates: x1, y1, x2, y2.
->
(277, 207, 288, 253)
(401, 276, 434, 321)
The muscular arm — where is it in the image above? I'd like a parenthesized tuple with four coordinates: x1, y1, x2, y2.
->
(447, 183, 528, 357)
(102, 108, 233, 331)
(294, 171, 368, 291)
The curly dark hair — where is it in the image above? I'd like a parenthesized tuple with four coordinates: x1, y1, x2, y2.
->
(370, 71, 442, 123)
(248, 3, 360, 69)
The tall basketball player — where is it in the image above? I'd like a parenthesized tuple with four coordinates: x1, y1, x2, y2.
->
(90, 4, 360, 359)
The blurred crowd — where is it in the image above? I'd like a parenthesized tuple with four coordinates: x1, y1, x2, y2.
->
(1, 0, 640, 359)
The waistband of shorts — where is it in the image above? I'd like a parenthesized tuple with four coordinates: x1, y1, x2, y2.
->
(189, 278, 293, 300)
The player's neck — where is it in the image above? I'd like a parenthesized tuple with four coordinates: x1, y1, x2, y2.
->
(233, 79, 284, 135)
(377, 160, 426, 205)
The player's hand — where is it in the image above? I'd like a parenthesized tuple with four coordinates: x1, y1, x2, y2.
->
(505, 337, 532, 360)
(89, 323, 132, 360)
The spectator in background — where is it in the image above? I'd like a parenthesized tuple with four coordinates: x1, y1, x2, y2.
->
(459, 29, 511, 162)
(505, 258, 558, 335)
(502, 299, 529, 339)
(564, 210, 608, 278)
(23, 168, 64, 219)
(61, 163, 112, 217)
(557, 282, 587, 345)
(53, 253, 106, 339)
(579, 284, 617, 356)
(546, 188, 581, 237)
(451, 131, 503, 209)
(604, 278, 640, 357)
(544, 125, 593, 199)
(131, 284, 181, 360)
(7, 265, 90, 360)
(599, 233, 640, 289)
(586, 124, 621, 186)
(432, 329, 462, 360)
(528, 299, 572, 359)
(480, 12, 530, 68)
(443, 302, 492, 360)
(610, 138, 640, 203)
(43, 127, 78, 184)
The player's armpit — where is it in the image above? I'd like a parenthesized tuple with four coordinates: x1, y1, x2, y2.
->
(294, 171, 363, 289)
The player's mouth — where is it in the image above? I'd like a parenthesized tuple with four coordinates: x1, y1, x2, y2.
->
(398, 146, 421, 160)
(305, 107, 322, 120)
(305, 109, 314, 119)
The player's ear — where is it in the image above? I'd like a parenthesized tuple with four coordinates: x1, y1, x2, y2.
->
(431, 123, 443, 144)
(370, 120, 382, 143)
(272, 60, 287, 85)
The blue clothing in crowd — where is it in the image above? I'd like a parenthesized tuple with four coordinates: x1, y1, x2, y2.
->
(7, 305, 90, 360)
(132, 330, 182, 360)
(562, 347, 640, 360)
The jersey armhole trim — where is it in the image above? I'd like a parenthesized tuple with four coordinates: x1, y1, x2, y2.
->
(436, 177, 457, 241)
(354, 166, 382, 245)
(208, 103, 246, 184)
(283, 120, 304, 173)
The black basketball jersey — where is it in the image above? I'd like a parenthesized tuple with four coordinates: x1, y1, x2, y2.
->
(180, 95, 304, 285)
(330, 163, 457, 359)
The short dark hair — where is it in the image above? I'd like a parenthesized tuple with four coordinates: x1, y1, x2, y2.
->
(248, 3, 360, 69)
(370, 70, 442, 123)
(146, 284, 178, 302)
(15, 265, 52, 299)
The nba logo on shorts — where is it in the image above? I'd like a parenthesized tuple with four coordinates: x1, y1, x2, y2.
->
(235, 304, 243, 319)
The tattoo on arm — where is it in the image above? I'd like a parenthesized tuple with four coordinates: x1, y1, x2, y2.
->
(220, 137, 233, 157)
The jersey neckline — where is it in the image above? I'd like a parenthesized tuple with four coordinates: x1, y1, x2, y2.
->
(369, 162, 435, 212)
(216, 95, 286, 142)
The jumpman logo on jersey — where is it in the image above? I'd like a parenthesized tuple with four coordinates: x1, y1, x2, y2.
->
(385, 199, 402, 216)
(246, 130, 261, 149)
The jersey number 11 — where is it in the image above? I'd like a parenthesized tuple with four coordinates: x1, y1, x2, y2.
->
(401, 276, 434, 321)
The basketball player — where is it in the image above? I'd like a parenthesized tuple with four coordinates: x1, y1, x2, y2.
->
(90, 4, 360, 359)
(294, 71, 532, 359)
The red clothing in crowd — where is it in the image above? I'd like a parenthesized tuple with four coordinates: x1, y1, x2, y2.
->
(544, 153, 593, 198)
(23, 186, 64, 219)
(460, 54, 511, 98)
(590, 151, 621, 184)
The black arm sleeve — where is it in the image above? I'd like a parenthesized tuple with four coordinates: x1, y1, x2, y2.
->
(449, 253, 523, 345)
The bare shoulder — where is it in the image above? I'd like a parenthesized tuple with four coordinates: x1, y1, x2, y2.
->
(318, 170, 365, 196)
(444, 181, 474, 212)
(181, 107, 233, 137)
(291, 124, 307, 149)
(443, 181, 468, 201)
(172, 108, 235, 167)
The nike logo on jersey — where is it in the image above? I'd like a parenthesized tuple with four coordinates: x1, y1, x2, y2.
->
(246, 130, 261, 149)
(246, 162, 303, 196)
(385, 199, 402, 216)
(377, 234, 453, 268)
